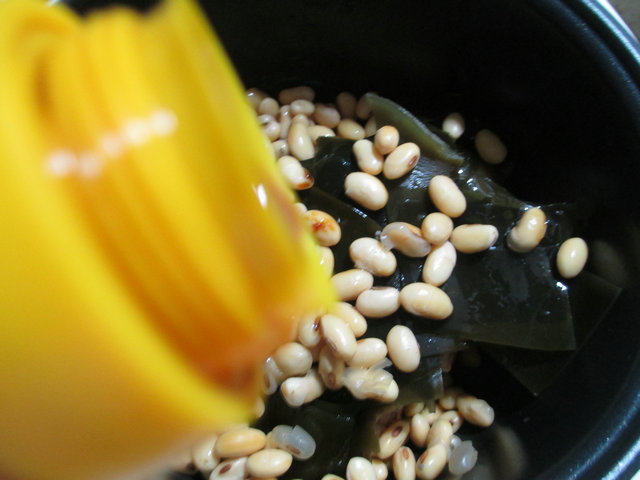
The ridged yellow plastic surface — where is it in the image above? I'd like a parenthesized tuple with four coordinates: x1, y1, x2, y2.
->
(0, 1, 333, 478)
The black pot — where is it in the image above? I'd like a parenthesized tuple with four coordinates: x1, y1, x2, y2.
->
(67, 0, 640, 478)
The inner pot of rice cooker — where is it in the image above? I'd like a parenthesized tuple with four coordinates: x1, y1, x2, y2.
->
(65, 0, 640, 478)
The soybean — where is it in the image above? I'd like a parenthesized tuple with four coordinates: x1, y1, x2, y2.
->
(383, 142, 420, 180)
(507, 207, 547, 253)
(290, 99, 315, 116)
(297, 314, 322, 348)
(349, 237, 397, 276)
(246, 88, 267, 111)
(318, 344, 346, 390)
(377, 420, 410, 459)
(421, 212, 453, 245)
(372, 459, 389, 480)
(215, 428, 266, 458)
(336, 92, 357, 119)
(442, 112, 465, 140)
(332, 269, 374, 301)
(331, 301, 368, 337)
(349, 338, 389, 368)
(475, 129, 507, 165)
(355, 287, 400, 318)
(410, 413, 430, 447)
(356, 94, 373, 120)
(308, 125, 335, 144)
(386, 325, 421, 373)
(422, 241, 456, 286)
(271, 139, 289, 158)
(416, 444, 447, 480)
(246, 449, 293, 478)
(400, 282, 453, 320)
(365, 117, 377, 137)
(288, 121, 314, 160)
(277, 156, 314, 190)
(450, 224, 499, 253)
(428, 175, 466, 218)
(318, 246, 335, 275)
(374, 126, 400, 155)
(272, 342, 313, 378)
(345, 172, 389, 210)
(313, 104, 341, 128)
(258, 97, 280, 117)
(380, 222, 431, 258)
(280, 370, 324, 407)
(346, 457, 377, 480)
(321, 313, 357, 360)
(393, 446, 416, 480)
(305, 209, 341, 247)
(210, 457, 248, 480)
(353, 139, 384, 175)
(456, 395, 495, 427)
(557, 237, 588, 278)
(338, 119, 366, 140)
(191, 435, 219, 473)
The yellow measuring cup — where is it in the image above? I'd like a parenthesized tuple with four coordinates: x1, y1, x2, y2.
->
(0, 1, 333, 478)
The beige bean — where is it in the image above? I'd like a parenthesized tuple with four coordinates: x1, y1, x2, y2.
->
(280, 370, 324, 407)
(246, 88, 267, 111)
(416, 444, 447, 480)
(423, 406, 442, 425)
(422, 241, 456, 286)
(247, 449, 292, 478)
(343, 367, 398, 402)
(258, 97, 280, 117)
(507, 207, 547, 253)
(399, 282, 453, 320)
(451, 224, 499, 253)
(279, 86, 315, 105)
(374, 126, 400, 155)
(263, 121, 281, 142)
(288, 122, 314, 160)
(271, 139, 289, 158)
(380, 222, 431, 258)
(313, 104, 341, 128)
(273, 342, 313, 377)
(322, 475, 345, 480)
(456, 395, 495, 427)
(338, 119, 366, 140)
(321, 313, 357, 360)
(210, 456, 248, 480)
(353, 139, 384, 175)
(264, 356, 286, 386)
(297, 314, 321, 348)
(278, 105, 292, 140)
(410, 413, 430, 447)
(290, 99, 315, 116)
(331, 269, 374, 301)
(346, 457, 377, 480)
(349, 237, 397, 276)
(383, 143, 420, 180)
(404, 402, 425, 417)
(331, 301, 368, 337)
(557, 237, 588, 278)
(345, 172, 389, 210)
(337, 92, 357, 119)
(349, 338, 388, 367)
(305, 209, 341, 247)
(428, 175, 466, 218)
(356, 94, 373, 120)
(438, 386, 463, 410)
(365, 117, 377, 137)
(475, 128, 507, 164)
(442, 112, 465, 140)
(421, 213, 453, 245)
(191, 435, 219, 473)
(319, 246, 335, 275)
(215, 428, 266, 458)
(277, 156, 314, 190)
(308, 125, 336, 144)
(372, 459, 388, 480)
(393, 446, 416, 480)
(386, 325, 420, 373)
(377, 420, 410, 459)
(318, 344, 346, 390)
(440, 410, 463, 433)
(355, 287, 400, 318)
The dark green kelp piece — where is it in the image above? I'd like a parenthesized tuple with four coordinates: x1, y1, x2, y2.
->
(481, 272, 621, 395)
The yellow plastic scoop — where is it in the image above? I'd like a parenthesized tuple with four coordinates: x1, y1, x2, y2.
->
(0, 1, 333, 478)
